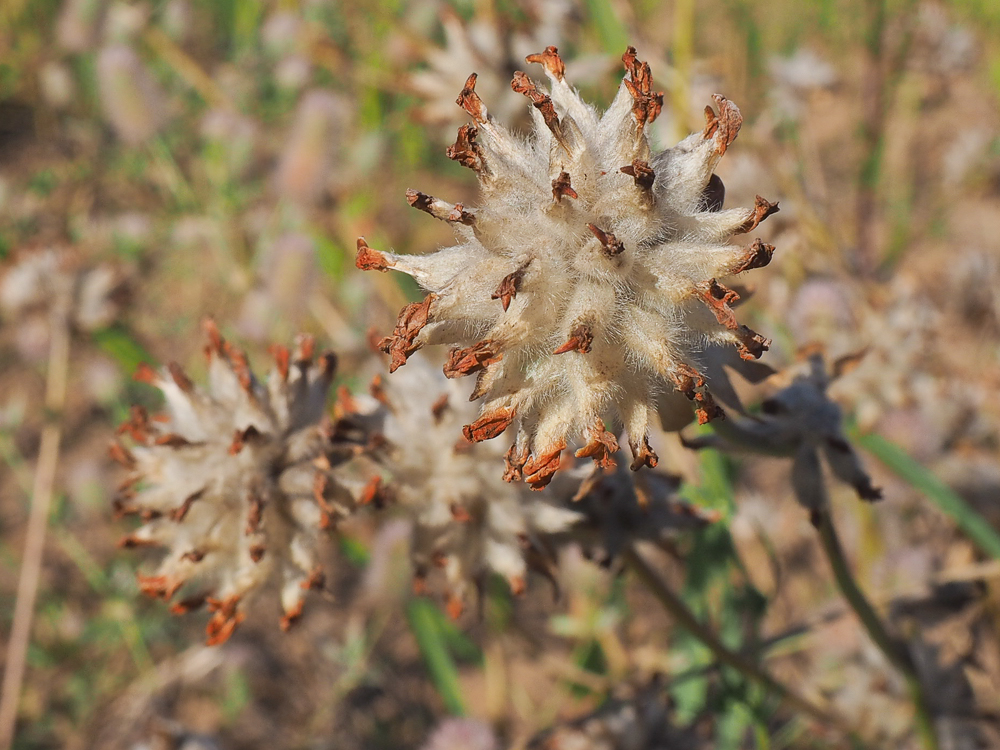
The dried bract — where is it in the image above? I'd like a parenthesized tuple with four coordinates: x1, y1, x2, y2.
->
(359, 46, 778, 486)
(687, 354, 882, 509)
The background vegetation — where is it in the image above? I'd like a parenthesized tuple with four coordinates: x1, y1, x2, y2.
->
(1, 0, 999, 747)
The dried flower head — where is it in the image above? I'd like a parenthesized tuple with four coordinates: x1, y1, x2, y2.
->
(567, 462, 719, 564)
(112, 322, 373, 643)
(358, 46, 778, 489)
(0, 246, 128, 361)
(407, 3, 578, 128)
(349, 354, 581, 616)
(686, 353, 882, 509)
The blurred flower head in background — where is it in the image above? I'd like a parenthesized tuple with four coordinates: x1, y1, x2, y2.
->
(113, 322, 377, 643)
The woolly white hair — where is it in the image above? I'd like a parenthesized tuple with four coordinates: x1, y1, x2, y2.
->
(359, 46, 778, 489)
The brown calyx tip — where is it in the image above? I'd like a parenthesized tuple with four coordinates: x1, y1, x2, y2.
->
(575, 421, 620, 470)
(629, 436, 659, 471)
(202, 318, 224, 353)
(462, 406, 516, 443)
(154, 432, 193, 448)
(702, 95, 742, 154)
(621, 160, 655, 190)
(137, 574, 184, 601)
(670, 363, 725, 425)
(229, 425, 261, 456)
(405, 188, 430, 210)
(221, 341, 253, 391)
(737, 196, 780, 234)
(450, 503, 472, 523)
(503, 444, 529, 483)
(170, 488, 205, 522)
(268, 344, 290, 381)
(170, 594, 207, 615)
(446, 124, 484, 172)
(369, 373, 389, 406)
(355, 237, 391, 272)
(303, 567, 326, 591)
(377, 294, 436, 372)
(525, 46, 565, 81)
(108, 441, 137, 469)
(697, 277, 741, 331)
(551, 171, 578, 202)
(511, 71, 560, 133)
(444, 340, 502, 379)
(696, 279, 769, 360)
(587, 223, 624, 257)
(456, 72, 487, 123)
(293, 333, 315, 364)
(133, 361, 159, 385)
(116, 404, 151, 442)
(446, 592, 464, 621)
(334, 385, 357, 420)
(280, 600, 304, 632)
(553, 323, 594, 355)
(621, 46, 663, 126)
(730, 238, 776, 275)
(523, 440, 567, 490)
(205, 597, 244, 645)
(492, 264, 527, 312)
(431, 393, 450, 422)
(735, 325, 771, 361)
(246, 491, 266, 534)
(360, 475, 386, 506)
(405, 188, 475, 225)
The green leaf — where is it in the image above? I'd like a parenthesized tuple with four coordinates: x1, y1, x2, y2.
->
(406, 599, 467, 715)
(853, 429, 1000, 559)
(582, 0, 630, 55)
(91, 325, 155, 374)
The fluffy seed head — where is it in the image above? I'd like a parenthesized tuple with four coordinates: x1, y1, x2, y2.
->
(359, 46, 778, 488)
(113, 322, 373, 643)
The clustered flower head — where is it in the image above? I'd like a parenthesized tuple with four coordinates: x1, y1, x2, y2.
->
(111, 321, 375, 643)
(346, 354, 581, 616)
(358, 45, 779, 489)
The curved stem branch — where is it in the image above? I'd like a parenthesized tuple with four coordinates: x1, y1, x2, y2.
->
(623, 544, 860, 741)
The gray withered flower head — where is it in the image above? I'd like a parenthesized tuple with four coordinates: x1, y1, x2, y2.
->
(686, 352, 882, 510)
(112, 321, 374, 644)
(567, 461, 719, 564)
(0, 246, 127, 333)
(350, 354, 581, 617)
(357, 45, 778, 490)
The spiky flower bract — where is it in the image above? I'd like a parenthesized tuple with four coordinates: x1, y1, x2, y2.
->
(112, 322, 374, 643)
(358, 46, 778, 489)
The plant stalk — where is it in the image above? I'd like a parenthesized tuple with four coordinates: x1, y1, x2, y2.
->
(811, 508, 939, 750)
(623, 544, 857, 739)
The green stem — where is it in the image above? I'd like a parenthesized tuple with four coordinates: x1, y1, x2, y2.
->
(812, 509, 939, 750)
(623, 545, 856, 738)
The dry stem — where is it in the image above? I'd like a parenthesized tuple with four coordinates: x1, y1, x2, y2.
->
(0, 294, 71, 749)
